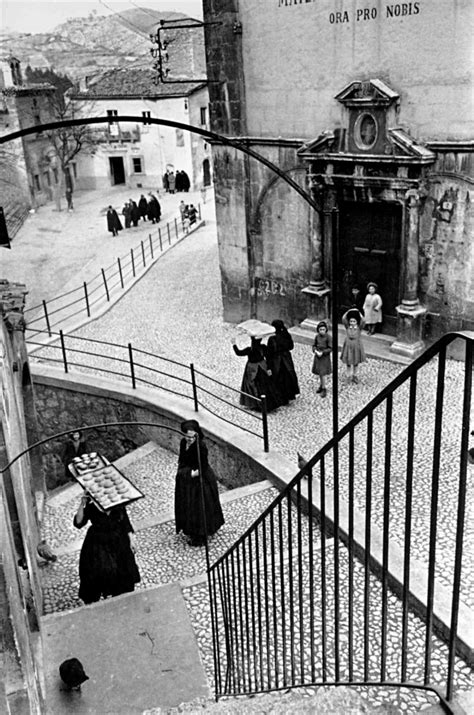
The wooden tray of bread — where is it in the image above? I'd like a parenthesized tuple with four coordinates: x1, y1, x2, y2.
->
(68, 452, 144, 512)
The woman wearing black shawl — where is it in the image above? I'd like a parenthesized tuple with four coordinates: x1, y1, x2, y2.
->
(174, 420, 224, 546)
(266, 319, 300, 404)
(232, 334, 284, 412)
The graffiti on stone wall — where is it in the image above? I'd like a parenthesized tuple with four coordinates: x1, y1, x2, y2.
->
(256, 277, 286, 298)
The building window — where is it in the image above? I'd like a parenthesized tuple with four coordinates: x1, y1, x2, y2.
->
(43, 171, 51, 187)
(34, 113, 41, 125)
(33, 174, 40, 191)
(142, 111, 151, 121)
(200, 107, 207, 125)
(132, 157, 143, 173)
(107, 109, 118, 120)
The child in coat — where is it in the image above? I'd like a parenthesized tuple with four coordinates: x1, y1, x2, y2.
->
(340, 308, 366, 384)
(311, 321, 332, 398)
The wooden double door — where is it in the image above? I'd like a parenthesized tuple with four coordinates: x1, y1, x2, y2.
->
(337, 201, 402, 334)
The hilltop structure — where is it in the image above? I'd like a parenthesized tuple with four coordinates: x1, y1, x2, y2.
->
(202, 0, 473, 357)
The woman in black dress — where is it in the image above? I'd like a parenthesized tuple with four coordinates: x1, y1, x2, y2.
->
(175, 420, 224, 547)
(232, 335, 283, 412)
(73, 494, 140, 603)
(62, 430, 90, 480)
(266, 319, 300, 404)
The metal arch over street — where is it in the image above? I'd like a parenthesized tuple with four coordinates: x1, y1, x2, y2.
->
(0, 115, 321, 215)
(1, 114, 340, 434)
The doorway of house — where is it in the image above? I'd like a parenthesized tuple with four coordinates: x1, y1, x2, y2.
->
(109, 157, 125, 185)
(337, 201, 402, 334)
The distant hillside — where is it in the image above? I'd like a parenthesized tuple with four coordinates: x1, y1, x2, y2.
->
(0, 7, 206, 83)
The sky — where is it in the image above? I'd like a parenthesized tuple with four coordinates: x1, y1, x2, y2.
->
(1, 0, 203, 34)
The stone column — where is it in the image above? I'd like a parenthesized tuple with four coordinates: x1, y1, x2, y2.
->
(390, 189, 427, 359)
(299, 182, 330, 332)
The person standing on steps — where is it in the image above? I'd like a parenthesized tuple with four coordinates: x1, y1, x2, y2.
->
(340, 307, 366, 384)
(174, 419, 224, 547)
(311, 321, 332, 398)
(363, 282, 383, 335)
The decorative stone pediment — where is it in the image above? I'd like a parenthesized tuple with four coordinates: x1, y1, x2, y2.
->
(335, 79, 399, 108)
(298, 127, 435, 163)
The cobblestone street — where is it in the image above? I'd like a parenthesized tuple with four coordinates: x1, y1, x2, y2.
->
(7, 189, 473, 712)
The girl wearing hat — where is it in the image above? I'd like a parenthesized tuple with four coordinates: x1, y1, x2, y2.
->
(363, 282, 383, 336)
(174, 420, 224, 547)
(340, 308, 366, 384)
(266, 320, 300, 404)
(311, 321, 332, 398)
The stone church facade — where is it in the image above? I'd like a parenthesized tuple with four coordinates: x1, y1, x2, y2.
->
(202, 0, 473, 356)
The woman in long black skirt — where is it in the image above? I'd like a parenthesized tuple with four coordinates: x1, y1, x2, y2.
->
(232, 335, 283, 412)
(266, 319, 300, 404)
(174, 420, 224, 547)
(73, 494, 140, 604)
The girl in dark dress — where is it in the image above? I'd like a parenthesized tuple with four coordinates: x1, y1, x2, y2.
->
(266, 319, 300, 404)
(62, 430, 90, 480)
(232, 335, 283, 412)
(174, 420, 224, 546)
(311, 321, 332, 398)
(73, 494, 140, 603)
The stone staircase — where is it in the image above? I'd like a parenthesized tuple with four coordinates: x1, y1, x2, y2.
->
(38, 442, 472, 714)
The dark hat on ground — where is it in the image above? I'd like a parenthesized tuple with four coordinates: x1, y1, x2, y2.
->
(367, 282, 378, 291)
(59, 658, 89, 689)
(180, 419, 204, 438)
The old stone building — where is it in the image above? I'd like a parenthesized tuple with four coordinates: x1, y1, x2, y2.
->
(69, 69, 211, 193)
(202, 0, 473, 356)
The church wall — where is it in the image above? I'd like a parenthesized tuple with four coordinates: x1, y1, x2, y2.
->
(239, 0, 472, 142)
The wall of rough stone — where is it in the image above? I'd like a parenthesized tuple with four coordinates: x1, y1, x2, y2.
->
(32, 368, 279, 493)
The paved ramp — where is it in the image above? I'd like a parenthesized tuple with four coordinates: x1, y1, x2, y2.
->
(41, 583, 209, 714)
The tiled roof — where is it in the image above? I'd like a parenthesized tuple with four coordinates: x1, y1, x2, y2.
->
(70, 68, 206, 99)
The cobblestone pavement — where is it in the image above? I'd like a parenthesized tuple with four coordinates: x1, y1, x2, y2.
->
(12, 189, 472, 712)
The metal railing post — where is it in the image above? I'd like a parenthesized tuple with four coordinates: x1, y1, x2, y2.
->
(118, 257, 124, 288)
(261, 395, 269, 452)
(190, 363, 199, 412)
(42, 300, 51, 337)
(59, 330, 68, 373)
(101, 268, 110, 301)
(198, 202, 202, 220)
(174, 217, 178, 238)
(128, 343, 136, 389)
(158, 227, 162, 251)
(149, 234, 154, 259)
(141, 240, 146, 267)
(167, 222, 171, 245)
(83, 282, 90, 317)
(130, 248, 136, 277)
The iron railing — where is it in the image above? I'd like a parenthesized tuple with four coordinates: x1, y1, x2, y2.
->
(207, 332, 474, 711)
(26, 329, 269, 451)
(24, 205, 202, 340)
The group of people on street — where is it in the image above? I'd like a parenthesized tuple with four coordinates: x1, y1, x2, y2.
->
(232, 282, 383, 409)
(163, 169, 190, 194)
(106, 193, 162, 236)
(179, 200, 198, 232)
